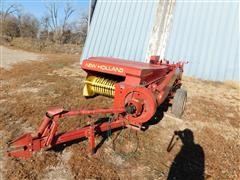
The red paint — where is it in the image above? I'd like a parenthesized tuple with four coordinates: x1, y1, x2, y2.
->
(7, 56, 185, 158)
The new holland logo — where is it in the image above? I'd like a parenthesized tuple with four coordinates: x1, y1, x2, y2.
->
(85, 63, 124, 73)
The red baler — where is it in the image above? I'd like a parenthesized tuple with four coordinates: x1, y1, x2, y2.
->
(7, 56, 187, 158)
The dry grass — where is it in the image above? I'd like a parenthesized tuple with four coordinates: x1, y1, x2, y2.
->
(0, 52, 239, 179)
(1, 37, 83, 55)
(223, 80, 240, 90)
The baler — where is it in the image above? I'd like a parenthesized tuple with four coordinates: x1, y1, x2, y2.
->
(7, 56, 187, 158)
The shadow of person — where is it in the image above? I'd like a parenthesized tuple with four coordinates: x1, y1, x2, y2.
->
(167, 129, 205, 180)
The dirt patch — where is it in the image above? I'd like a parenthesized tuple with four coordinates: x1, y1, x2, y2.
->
(0, 48, 239, 179)
(42, 149, 74, 180)
(0, 46, 45, 69)
(68, 144, 119, 179)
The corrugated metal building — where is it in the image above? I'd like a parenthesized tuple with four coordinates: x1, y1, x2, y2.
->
(165, 1, 239, 81)
(81, 0, 159, 61)
(81, 0, 239, 81)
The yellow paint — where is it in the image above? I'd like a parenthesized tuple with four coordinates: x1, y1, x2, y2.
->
(83, 76, 115, 97)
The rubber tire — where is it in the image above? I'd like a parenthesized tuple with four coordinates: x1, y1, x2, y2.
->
(172, 89, 187, 118)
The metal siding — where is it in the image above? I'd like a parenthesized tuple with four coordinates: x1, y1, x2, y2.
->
(81, 1, 158, 62)
(146, 0, 176, 60)
(165, 2, 239, 81)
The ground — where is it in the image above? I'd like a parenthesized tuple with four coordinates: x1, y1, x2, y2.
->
(0, 46, 239, 179)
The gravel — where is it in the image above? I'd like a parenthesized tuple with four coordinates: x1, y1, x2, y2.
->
(0, 46, 44, 69)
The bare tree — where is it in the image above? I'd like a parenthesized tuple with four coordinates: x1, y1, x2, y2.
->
(2, 16, 20, 39)
(80, 13, 88, 25)
(60, 3, 75, 43)
(41, 15, 50, 31)
(45, 3, 58, 32)
(66, 12, 88, 45)
(0, 2, 88, 51)
(19, 13, 39, 38)
(1, 4, 21, 22)
(75, 13, 88, 45)
(0, 4, 22, 39)
(62, 3, 75, 32)
(39, 15, 50, 41)
(43, 2, 75, 43)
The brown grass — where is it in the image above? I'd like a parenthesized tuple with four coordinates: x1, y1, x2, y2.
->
(1, 37, 83, 55)
(1, 52, 239, 179)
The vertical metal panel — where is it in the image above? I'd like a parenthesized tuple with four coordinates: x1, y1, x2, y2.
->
(165, 2, 239, 81)
(146, 0, 176, 60)
(81, 0, 158, 62)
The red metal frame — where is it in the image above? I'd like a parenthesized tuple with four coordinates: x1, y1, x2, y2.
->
(7, 56, 186, 158)
(7, 107, 126, 158)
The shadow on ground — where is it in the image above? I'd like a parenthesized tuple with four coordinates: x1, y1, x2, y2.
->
(167, 129, 205, 180)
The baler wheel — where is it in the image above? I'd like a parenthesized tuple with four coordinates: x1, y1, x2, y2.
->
(172, 89, 187, 118)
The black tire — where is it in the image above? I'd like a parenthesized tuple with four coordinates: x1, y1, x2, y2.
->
(172, 89, 187, 118)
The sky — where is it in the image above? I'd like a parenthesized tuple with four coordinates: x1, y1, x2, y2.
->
(2, 0, 89, 20)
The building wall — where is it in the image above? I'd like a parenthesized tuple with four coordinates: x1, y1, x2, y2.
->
(81, 1, 239, 81)
(81, 0, 159, 62)
(146, 0, 175, 60)
(165, 1, 239, 81)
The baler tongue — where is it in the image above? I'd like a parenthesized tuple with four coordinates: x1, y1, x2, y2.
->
(7, 133, 34, 158)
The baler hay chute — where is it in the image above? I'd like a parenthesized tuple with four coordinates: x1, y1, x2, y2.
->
(7, 56, 187, 158)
